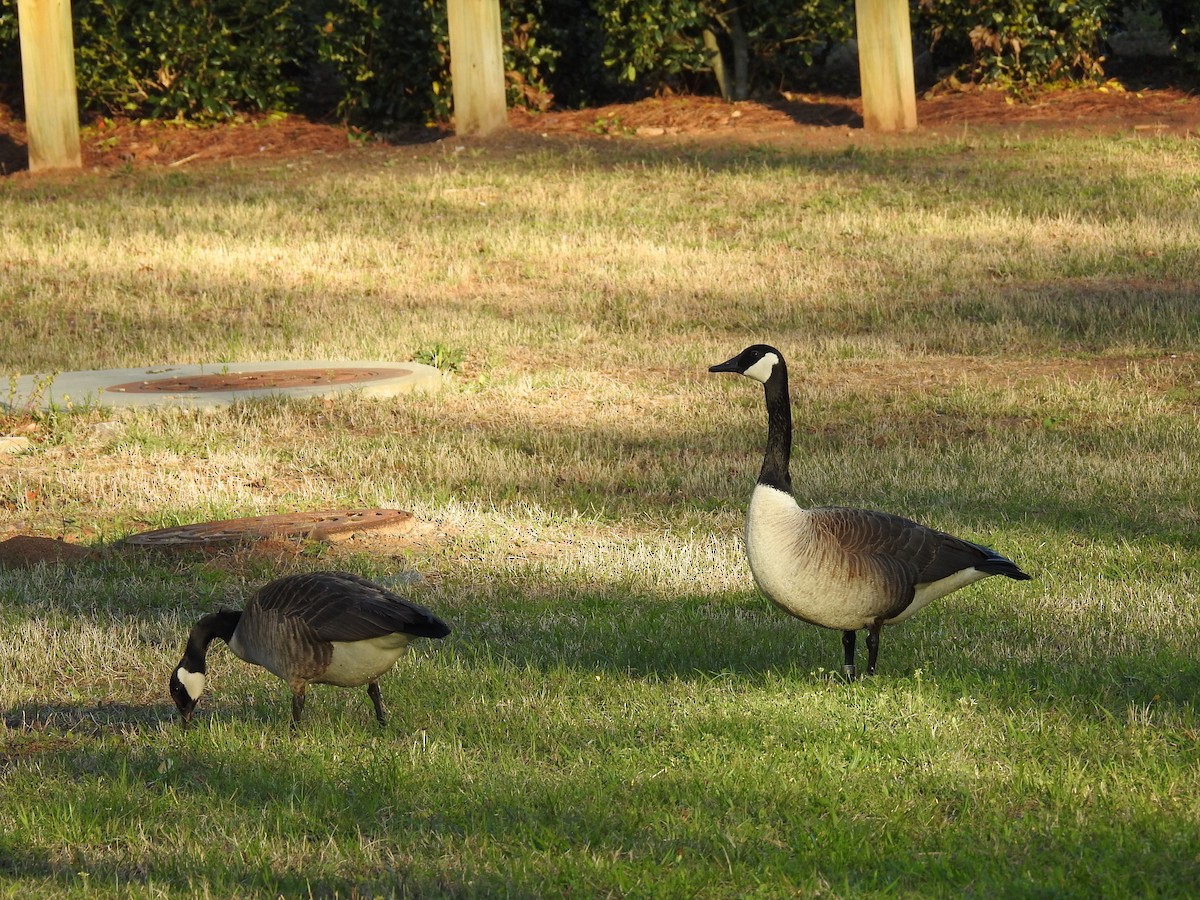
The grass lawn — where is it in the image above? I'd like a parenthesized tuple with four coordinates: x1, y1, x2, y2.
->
(2, 124, 1199, 897)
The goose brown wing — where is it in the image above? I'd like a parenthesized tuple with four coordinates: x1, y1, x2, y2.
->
(810, 507, 1002, 611)
(250, 571, 451, 642)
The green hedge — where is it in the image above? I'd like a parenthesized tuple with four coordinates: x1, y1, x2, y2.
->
(75, 0, 301, 118)
(916, 0, 1109, 85)
(0, 0, 303, 118)
(311, 0, 450, 125)
(0, 0, 1196, 126)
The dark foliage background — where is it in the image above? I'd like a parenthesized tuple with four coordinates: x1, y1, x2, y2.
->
(0, 0, 1195, 125)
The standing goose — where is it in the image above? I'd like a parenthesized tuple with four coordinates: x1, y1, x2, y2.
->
(169, 570, 451, 727)
(710, 344, 1030, 679)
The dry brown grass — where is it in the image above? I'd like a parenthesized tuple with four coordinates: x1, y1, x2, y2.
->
(2, 130, 1200, 897)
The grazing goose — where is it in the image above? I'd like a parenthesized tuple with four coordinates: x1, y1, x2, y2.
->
(169, 571, 450, 727)
(709, 344, 1031, 679)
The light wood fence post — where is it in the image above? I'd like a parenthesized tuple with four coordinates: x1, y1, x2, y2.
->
(855, 0, 918, 133)
(17, 0, 82, 171)
(446, 0, 508, 136)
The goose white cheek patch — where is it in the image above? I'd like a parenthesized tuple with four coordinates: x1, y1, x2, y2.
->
(176, 667, 206, 700)
(743, 352, 779, 384)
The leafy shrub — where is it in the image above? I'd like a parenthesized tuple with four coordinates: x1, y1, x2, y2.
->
(71, 0, 302, 119)
(0, 1, 22, 97)
(1157, 3, 1200, 79)
(592, 0, 708, 87)
(527, 0, 613, 106)
(312, 0, 449, 125)
(547, 0, 855, 103)
(708, 0, 856, 96)
(0, 0, 1196, 125)
(916, 0, 1109, 85)
(312, 0, 559, 126)
(503, 0, 560, 111)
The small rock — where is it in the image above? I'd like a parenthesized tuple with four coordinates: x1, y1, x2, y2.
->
(0, 436, 33, 454)
(86, 421, 125, 439)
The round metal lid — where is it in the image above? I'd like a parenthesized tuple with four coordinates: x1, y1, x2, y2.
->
(107, 367, 412, 394)
(121, 508, 415, 548)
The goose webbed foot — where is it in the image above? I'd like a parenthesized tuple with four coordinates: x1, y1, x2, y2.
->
(367, 681, 387, 725)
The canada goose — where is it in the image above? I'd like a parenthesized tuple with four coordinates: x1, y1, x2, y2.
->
(169, 571, 450, 727)
(709, 344, 1031, 679)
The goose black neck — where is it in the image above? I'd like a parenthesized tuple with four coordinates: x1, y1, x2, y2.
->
(184, 609, 242, 670)
(758, 363, 792, 493)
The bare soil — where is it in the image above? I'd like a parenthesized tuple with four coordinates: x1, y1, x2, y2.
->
(1, 82, 1197, 176)
(0, 534, 95, 568)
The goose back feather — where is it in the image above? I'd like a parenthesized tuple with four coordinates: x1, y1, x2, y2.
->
(229, 571, 449, 687)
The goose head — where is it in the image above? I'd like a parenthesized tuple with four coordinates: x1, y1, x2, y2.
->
(169, 663, 206, 728)
(709, 344, 785, 385)
(167, 608, 238, 728)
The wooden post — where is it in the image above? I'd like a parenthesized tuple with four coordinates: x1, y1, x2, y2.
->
(854, 0, 918, 133)
(17, 0, 82, 171)
(446, 0, 508, 136)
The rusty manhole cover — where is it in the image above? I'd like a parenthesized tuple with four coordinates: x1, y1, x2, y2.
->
(107, 367, 411, 394)
(121, 508, 415, 549)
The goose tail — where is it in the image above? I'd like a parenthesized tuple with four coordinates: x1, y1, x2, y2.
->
(404, 610, 452, 640)
(977, 552, 1032, 581)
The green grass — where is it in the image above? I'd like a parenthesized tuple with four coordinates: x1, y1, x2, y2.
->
(2, 127, 1200, 897)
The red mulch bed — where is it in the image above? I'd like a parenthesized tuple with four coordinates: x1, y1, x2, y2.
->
(1, 81, 1197, 176)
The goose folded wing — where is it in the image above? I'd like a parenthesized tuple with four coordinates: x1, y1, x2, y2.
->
(253, 572, 451, 642)
(814, 506, 997, 585)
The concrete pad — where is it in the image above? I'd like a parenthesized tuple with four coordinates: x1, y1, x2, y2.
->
(0, 436, 34, 454)
(3, 360, 441, 411)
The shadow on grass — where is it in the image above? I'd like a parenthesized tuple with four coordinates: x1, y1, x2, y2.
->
(3, 657, 1196, 897)
(440, 560, 1199, 726)
(2, 553, 1195, 896)
(1, 701, 170, 737)
(7, 239, 1200, 374)
(2, 483, 1196, 728)
(0, 840, 55, 884)
(762, 96, 862, 129)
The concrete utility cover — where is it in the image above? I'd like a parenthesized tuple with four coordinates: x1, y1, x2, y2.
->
(121, 508, 416, 549)
(4, 360, 440, 410)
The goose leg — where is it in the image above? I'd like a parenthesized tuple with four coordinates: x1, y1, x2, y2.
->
(290, 683, 307, 728)
(865, 621, 883, 676)
(841, 630, 857, 681)
(367, 681, 387, 725)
